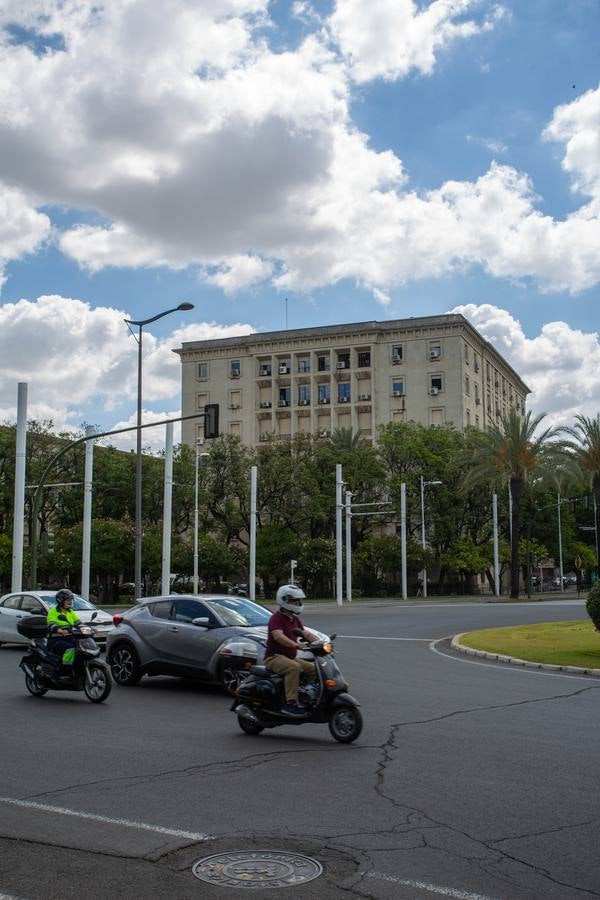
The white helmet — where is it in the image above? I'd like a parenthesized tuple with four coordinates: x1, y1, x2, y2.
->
(276, 584, 306, 614)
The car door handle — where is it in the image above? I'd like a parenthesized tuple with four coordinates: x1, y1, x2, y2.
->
(168, 626, 179, 632)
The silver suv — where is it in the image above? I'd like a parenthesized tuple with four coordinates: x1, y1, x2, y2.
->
(106, 594, 326, 695)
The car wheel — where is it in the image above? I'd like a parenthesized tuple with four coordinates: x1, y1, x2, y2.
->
(220, 662, 249, 696)
(110, 644, 142, 686)
(328, 706, 363, 743)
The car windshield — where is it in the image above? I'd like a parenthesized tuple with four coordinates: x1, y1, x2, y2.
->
(206, 597, 270, 627)
(48, 595, 95, 612)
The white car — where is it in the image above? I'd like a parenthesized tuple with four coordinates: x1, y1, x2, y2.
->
(0, 591, 114, 647)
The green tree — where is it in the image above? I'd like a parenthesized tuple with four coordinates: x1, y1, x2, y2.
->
(562, 414, 600, 569)
(463, 410, 561, 598)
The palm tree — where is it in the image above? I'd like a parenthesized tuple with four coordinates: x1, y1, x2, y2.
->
(463, 410, 561, 598)
(561, 414, 600, 568)
(330, 427, 364, 451)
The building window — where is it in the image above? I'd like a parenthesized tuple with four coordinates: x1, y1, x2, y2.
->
(336, 352, 350, 370)
(278, 387, 291, 407)
(318, 384, 331, 404)
(229, 390, 241, 410)
(338, 383, 351, 403)
(259, 363, 272, 376)
(466, 409, 471, 426)
(298, 359, 310, 373)
(298, 385, 311, 405)
(475, 415, 480, 427)
(392, 344, 403, 363)
(278, 360, 291, 375)
(392, 379, 404, 397)
(229, 421, 241, 437)
(429, 342, 441, 360)
(474, 353, 479, 372)
(357, 351, 371, 368)
(230, 360, 241, 378)
(197, 392, 209, 409)
(197, 363, 209, 379)
(464, 344, 469, 364)
(317, 355, 330, 372)
(465, 375, 470, 396)
(429, 375, 443, 396)
(430, 407, 445, 427)
(474, 384, 480, 404)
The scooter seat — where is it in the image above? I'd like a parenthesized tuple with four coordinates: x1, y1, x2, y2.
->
(250, 665, 269, 675)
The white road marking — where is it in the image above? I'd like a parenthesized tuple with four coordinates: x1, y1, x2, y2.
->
(367, 870, 500, 899)
(0, 893, 27, 900)
(337, 635, 435, 641)
(0, 797, 213, 842)
(429, 639, 600, 682)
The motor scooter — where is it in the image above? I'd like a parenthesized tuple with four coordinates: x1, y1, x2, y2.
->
(18, 612, 112, 703)
(231, 631, 362, 743)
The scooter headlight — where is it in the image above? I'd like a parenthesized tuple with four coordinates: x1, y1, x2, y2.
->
(322, 642, 333, 654)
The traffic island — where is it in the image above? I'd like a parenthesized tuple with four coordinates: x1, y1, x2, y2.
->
(452, 620, 600, 676)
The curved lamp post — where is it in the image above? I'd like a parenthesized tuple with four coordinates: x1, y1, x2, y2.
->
(125, 302, 194, 600)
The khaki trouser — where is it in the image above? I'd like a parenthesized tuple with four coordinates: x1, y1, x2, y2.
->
(264, 654, 316, 703)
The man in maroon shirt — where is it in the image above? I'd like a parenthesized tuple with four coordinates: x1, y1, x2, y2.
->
(264, 584, 318, 716)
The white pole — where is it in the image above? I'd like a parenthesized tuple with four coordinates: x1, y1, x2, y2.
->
(290, 560, 296, 584)
(81, 426, 95, 600)
(193, 444, 200, 593)
(508, 482, 513, 545)
(557, 491, 564, 592)
(420, 475, 427, 599)
(161, 422, 173, 596)
(400, 483, 407, 600)
(12, 383, 27, 592)
(249, 465, 257, 602)
(335, 464, 343, 605)
(492, 492, 500, 597)
(345, 490, 352, 603)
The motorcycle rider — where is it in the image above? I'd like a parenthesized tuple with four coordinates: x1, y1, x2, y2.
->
(47, 589, 80, 674)
(264, 584, 318, 716)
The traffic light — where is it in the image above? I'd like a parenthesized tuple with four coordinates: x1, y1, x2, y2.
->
(583, 495, 590, 511)
(204, 403, 219, 439)
(46, 531, 55, 555)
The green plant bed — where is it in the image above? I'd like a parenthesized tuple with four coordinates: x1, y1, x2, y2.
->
(460, 621, 600, 669)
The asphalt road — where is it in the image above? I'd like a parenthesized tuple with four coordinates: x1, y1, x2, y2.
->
(1, 599, 599, 900)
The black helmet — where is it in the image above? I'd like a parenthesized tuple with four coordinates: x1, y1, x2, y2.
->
(55, 588, 74, 606)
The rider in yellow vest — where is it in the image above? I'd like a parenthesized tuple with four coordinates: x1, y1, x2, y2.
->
(47, 589, 80, 668)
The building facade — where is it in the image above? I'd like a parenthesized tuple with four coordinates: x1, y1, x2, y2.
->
(175, 314, 530, 448)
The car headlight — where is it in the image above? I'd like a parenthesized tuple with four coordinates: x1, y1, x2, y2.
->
(219, 640, 260, 658)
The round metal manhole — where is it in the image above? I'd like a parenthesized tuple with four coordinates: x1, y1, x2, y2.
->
(192, 850, 323, 889)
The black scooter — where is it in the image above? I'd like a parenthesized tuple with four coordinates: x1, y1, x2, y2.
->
(231, 631, 362, 743)
(18, 613, 112, 703)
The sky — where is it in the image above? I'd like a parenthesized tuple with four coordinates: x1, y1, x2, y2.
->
(0, 0, 599, 452)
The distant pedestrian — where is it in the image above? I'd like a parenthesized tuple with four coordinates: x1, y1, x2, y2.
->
(416, 576, 423, 598)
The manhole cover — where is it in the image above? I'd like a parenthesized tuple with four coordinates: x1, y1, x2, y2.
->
(192, 850, 323, 889)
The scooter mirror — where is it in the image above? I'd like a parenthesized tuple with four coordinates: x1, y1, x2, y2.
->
(329, 633, 337, 640)
(91, 611, 98, 621)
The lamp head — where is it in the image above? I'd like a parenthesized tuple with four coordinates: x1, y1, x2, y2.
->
(177, 302, 194, 311)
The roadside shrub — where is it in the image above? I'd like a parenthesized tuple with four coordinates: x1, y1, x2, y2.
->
(585, 581, 600, 630)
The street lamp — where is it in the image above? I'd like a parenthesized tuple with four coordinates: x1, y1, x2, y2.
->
(420, 476, 442, 598)
(193, 443, 210, 594)
(125, 302, 194, 600)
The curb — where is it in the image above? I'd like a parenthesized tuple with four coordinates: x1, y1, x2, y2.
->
(451, 633, 600, 677)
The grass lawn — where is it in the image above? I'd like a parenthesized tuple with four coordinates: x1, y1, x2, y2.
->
(459, 620, 600, 669)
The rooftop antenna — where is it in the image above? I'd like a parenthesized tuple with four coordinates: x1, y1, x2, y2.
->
(285, 296, 288, 329)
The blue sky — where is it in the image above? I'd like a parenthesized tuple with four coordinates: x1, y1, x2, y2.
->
(0, 0, 599, 449)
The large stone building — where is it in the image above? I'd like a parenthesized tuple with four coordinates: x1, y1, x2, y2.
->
(175, 313, 529, 448)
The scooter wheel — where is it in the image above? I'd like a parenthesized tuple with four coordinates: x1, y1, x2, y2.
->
(25, 672, 47, 697)
(328, 706, 363, 743)
(84, 663, 112, 703)
(238, 715, 264, 735)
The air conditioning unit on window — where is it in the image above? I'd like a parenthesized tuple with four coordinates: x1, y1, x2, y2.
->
(279, 364, 289, 374)
(430, 387, 439, 395)
(259, 433, 269, 442)
(430, 350, 441, 359)
(231, 371, 240, 378)
(336, 362, 346, 369)
(392, 355, 402, 364)
(259, 367, 271, 376)
(393, 390, 403, 398)
(359, 393, 371, 401)
(318, 398, 330, 405)
(319, 430, 331, 438)
(299, 399, 309, 406)
(278, 400, 290, 407)
(339, 396, 349, 403)
(259, 401, 272, 409)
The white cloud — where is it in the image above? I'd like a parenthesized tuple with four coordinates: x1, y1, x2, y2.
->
(328, 0, 502, 84)
(205, 255, 274, 293)
(0, 294, 254, 433)
(0, 3, 598, 301)
(453, 303, 600, 426)
(0, 183, 51, 287)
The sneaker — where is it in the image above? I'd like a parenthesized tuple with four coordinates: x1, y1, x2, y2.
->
(281, 702, 305, 717)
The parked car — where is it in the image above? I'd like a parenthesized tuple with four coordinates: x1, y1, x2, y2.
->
(106, 594, 328, 694)
(0, 591, 114, 647)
